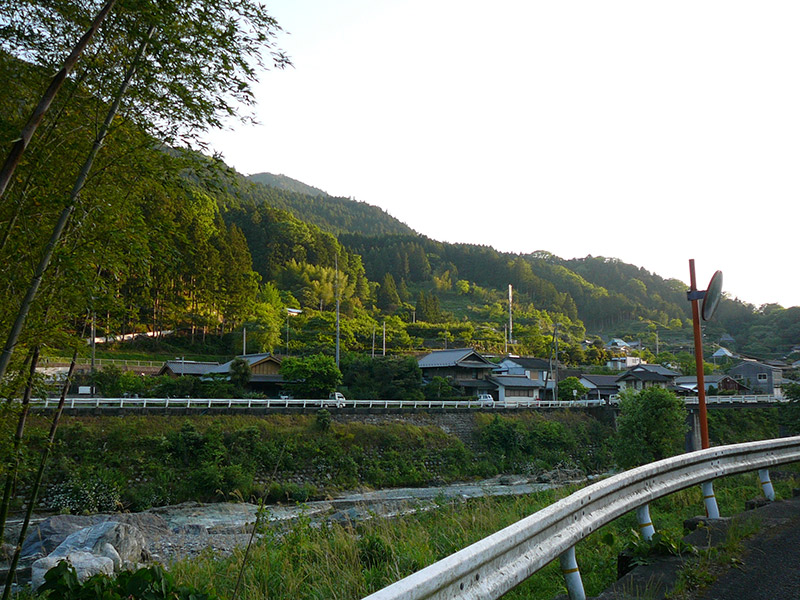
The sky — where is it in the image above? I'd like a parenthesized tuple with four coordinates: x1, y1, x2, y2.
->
(205, 1, 800, 309)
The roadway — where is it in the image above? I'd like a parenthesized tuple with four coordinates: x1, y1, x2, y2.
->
(596, 492, 800, 600)
(687, 493, 800, 600)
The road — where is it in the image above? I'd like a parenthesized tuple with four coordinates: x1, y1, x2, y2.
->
(596, 493, 800, 600)
(689, 493, 800, 600)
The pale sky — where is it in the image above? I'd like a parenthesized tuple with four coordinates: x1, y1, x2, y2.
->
(206, 1, 800, 309)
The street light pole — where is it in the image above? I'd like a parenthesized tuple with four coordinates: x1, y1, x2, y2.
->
(285, 308, 302, 356)
(335, 254, 340, 368)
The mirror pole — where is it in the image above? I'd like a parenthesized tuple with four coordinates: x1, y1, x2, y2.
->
(689, 259, 710, 449)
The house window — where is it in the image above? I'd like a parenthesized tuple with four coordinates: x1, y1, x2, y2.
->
(757, 373, 768, 381)
(507, 389, 534, 397)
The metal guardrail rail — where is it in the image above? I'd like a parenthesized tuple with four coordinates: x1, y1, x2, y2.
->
(28, 397, 606, 410)
(27, 394, 788, 411)
(683, 394, 783, 404)
(606, 393, 784, 406)
(362, 436, 800, 600)
(38, 357, 164, 368)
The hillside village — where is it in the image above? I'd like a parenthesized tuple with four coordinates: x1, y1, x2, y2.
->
(52, 334, 793, 404)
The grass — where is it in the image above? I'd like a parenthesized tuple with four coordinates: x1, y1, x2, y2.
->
(669, 515, 762, 599)
(166, 470, 800, 600)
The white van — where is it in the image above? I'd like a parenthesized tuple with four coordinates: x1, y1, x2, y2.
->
(325, 392, 346, 408)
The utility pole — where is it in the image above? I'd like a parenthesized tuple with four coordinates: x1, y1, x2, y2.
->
(508, 284, 513, 345)
(285, 308, 302, 355)
(335, 254, 340, 368)
(382, 321, 386, 356)
(553, 322, 559, 401)
(90, 307, 96, 398)
(372, 324, 376, 358)
(242, 326, 246, 356)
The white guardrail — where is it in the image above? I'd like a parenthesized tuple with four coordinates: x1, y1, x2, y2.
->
(606, 394, 784, 406)
(29, 397, 607, 410)
(362, 436, 800, 600)
(29, 394, 787, 411)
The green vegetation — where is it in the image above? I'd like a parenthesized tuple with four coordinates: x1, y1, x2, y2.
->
(280, 354, 342, 398)
(35, 562, 217, 600)
(477, 411, 613, 474)
(613, 388, 688, 469)
(0, 412, 617, 514)
(161, 471, 799, 600)
(2, 405, 781, 519)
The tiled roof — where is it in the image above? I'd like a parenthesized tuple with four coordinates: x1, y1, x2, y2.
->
(675, 375, 728, 385)
(617, 371, 671, 382)
(580, 374, 619, 387)
(490, 375, 545, 388)
(500, 356, 550, 370)
(418, 349, 493, 368)
(633, 364, 681, 377)
(208, 353, 277, 374)
(161, 360, 219, 376)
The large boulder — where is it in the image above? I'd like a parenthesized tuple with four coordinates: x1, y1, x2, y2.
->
(29, 521, 148, 590)
(21, 514, 102, 559)
(31, 551, 114, 590)
(22, 513, 169, 561)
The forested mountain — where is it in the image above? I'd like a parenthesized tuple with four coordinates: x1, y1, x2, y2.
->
(248, 172, 328, 197)
(244, 173, 415, 237)
(2, 11, 799, 390)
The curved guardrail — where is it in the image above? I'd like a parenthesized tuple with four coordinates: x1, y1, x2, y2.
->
(28, 397, 607, 410)
(362, 436, 800, 600)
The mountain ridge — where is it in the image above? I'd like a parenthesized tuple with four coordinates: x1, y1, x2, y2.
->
(228, 167, 799, 359)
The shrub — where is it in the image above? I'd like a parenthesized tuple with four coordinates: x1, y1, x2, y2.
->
(315, 408, 332, 432)
(38, 562, 217, 599)
(613, 388, 688, 469)
(45, 470, 122, 513)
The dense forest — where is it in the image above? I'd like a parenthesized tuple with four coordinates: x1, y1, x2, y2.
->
(1, 0, 799, 406)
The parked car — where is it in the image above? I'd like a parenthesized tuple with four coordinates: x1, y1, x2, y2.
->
(477, 393, 494, 405)
(324, 391, 346, 408)
(278, 392, 293, 400)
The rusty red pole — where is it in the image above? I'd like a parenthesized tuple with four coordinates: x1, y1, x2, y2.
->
(689, 259, 709, 449)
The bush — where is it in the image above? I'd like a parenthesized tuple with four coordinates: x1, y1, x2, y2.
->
(315, 408, 332, 431)
(45, 469, 122, 513)
(613, 388, 688, 469)
(38, 562, 217, 599)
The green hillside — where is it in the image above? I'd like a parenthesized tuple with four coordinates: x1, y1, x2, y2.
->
(248, 172, 328, 197)
(2, 37, 799, 381)
(245, 172, 416, 237)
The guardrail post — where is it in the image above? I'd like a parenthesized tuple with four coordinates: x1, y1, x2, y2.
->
(635, 503, 656, 541)
(758, 469, 775, 501)
(702, 481, 720, 518)
(559, 546, 586, 600)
